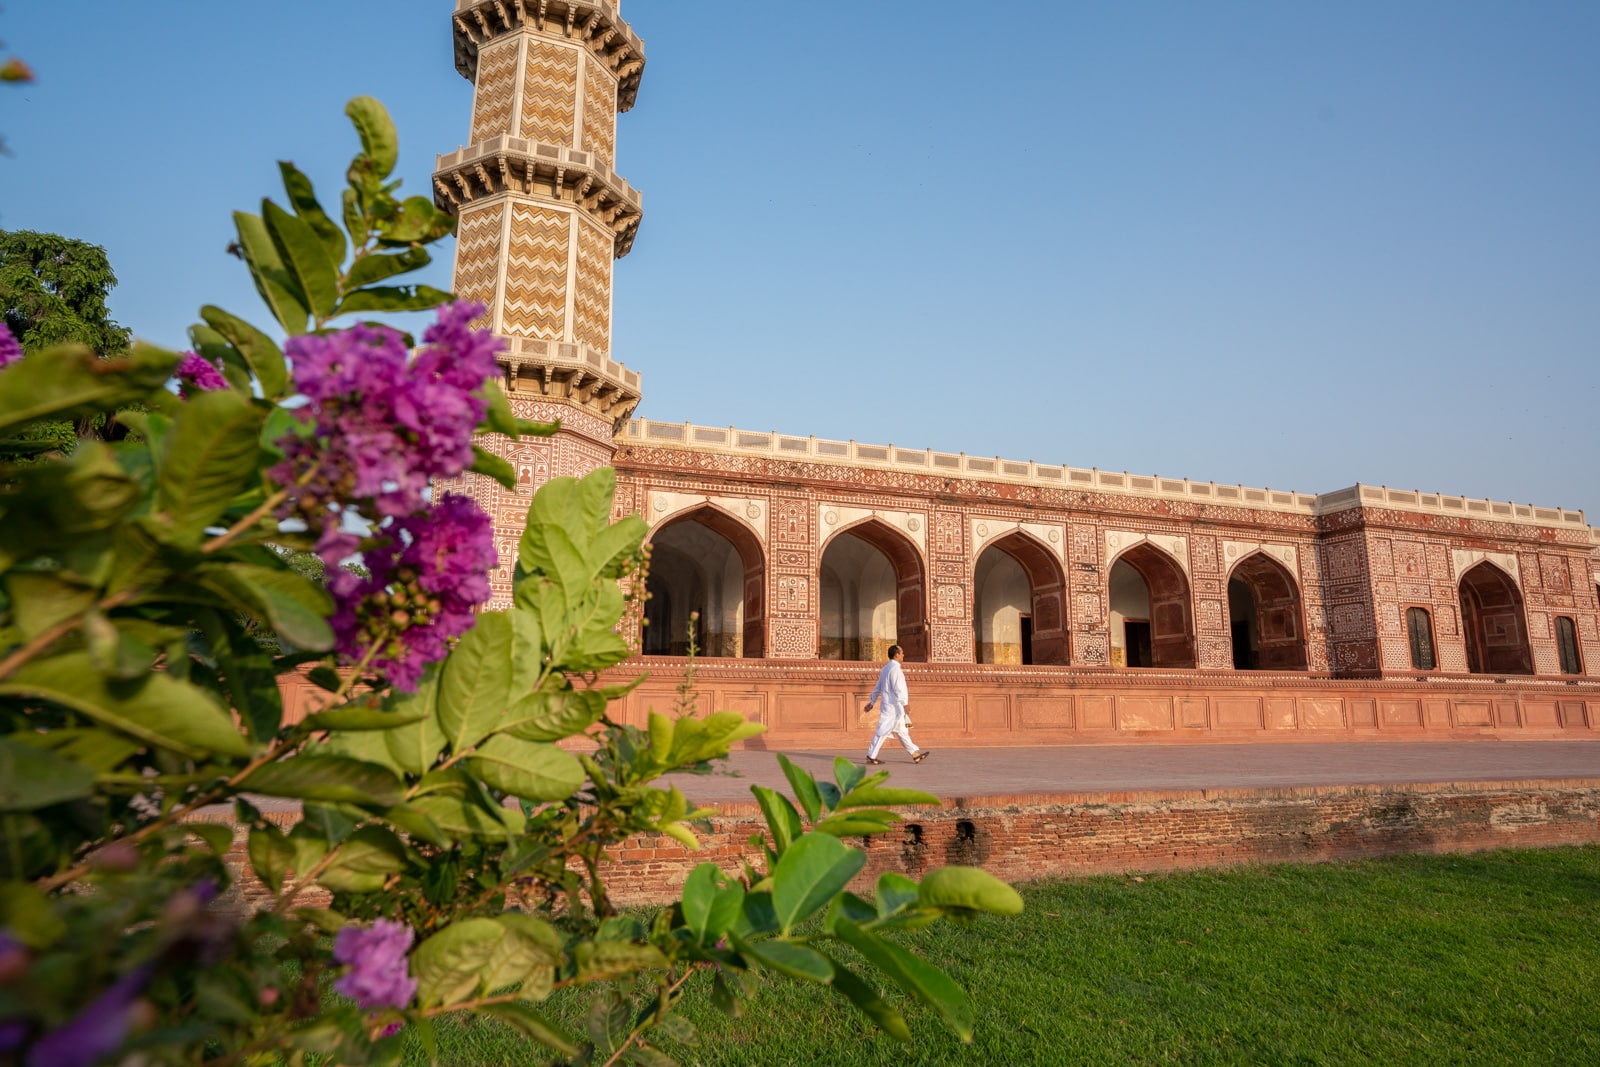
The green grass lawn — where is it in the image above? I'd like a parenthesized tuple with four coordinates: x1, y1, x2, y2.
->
(408, 845, 1600, 1065)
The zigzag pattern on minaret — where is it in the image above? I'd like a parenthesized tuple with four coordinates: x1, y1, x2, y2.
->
(572, 217, 612, 352)
(452, 206, 503, 322)
(581, 58, 616, 168)
(522, 46, 578, 145)
(502, 203, 569, 339)
(469, 39, 518, 144)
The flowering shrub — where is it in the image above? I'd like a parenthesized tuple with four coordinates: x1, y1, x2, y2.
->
(0, 99, 1020, 1065)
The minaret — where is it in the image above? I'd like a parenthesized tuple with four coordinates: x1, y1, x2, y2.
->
(434, 0, 645, 605)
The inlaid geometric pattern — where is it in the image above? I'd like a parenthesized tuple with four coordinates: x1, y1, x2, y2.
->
(581, 56, 617, 169)
(502, 204, 570, 339)
(452, 206, 503, 327)
(521, 43, 578, 145)
(470, 39, 520, 143)
(572, 215, 612, 352)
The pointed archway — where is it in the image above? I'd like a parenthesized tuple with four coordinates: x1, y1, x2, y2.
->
(642, 506, 765, 658)
(973, 532, 1069, 665)
(1227, 552, 1307, 670)
(1458, 561, 1531, 675)
(819, 521, 927, 661)
(1109, 543, 1195, 668)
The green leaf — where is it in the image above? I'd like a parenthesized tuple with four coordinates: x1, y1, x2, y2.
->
(247, 822, 294, 893)
(837, 784, 939, 810)
(303, 705, 429, 731)
(84, 610, 159, 681)
(0, 736, 96, 811)
(188, 562, 334, 651)
(383, 671, 448, 775)
(750, 786, 803, 858)
(334, 284, 454, 317)
(833, 757, 865, 798)
(777, 753, 823, 824)
(345, 246, 431, 289)
(438, 611, 513, 752)
(769, 832, 866, 935)
(410, 794, 518, 839)
(480, 1002, 580, 1057)
(377, 196, 455, 245)
(917, 865, 1025, 916)
(0, 651, 250, 758)
(814, 812, 900, 838)
(412, 917, 506, 1007)
(233, 210, 310, 335)
(734, 936, 834, 984)
(155, 388, 266, 539)
(825, 957, 912, 1041)
(831, 920, 976, 1041)
(479, 379, 518, 438)
(470, 444, 517, 490)
(0, 882, 65, 949)
(345, 96, 399, 179)
(240, 755, 404, 808)
(730, 891, 778, 938)
(379, 803, 448, 847)
(318, 825, 407, 894)
(487, 913, 565, 998)
(876, 872, 921, 917)
(466, 735, 583, 802)
(199, 306, 288, 398)
(0, 342, 179, 436)
(279, 161, 348, 268)
(264, 199, 341, 321)
(188, 822, 235, 855)
(3, 571, 98, 642)
(680, 862, 744, 945)
(573, 939, 669, 981)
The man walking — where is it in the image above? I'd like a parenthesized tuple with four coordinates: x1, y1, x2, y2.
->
(863, 644, 929, 766)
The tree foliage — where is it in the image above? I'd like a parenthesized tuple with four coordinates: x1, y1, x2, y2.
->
(0, 230, 131, 355)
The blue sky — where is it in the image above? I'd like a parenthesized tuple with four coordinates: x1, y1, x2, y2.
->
(3, 2, 1597, 516)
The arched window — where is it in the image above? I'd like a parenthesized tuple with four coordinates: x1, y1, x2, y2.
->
(1226, 553, 1307, 671)
(642, 508, 765, 658)
(972, 532, 1069, 665)
(1555, 616, 1582, 675)
(1405, 607, 1436, 671)
(1458, 562, 1532, 675)
(1108, 544, 1194, 668)
(819, 522, 927, 661)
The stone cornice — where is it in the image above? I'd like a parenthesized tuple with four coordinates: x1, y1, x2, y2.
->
(497, 334, 641, 426)
(433, 136, 643, 256)
(452, 0, 645, 111)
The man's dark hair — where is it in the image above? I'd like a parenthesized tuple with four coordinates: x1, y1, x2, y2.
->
(887, 644, 903, 660)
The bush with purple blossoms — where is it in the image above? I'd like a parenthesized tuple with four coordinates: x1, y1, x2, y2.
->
(0, 97, 1019, 1067)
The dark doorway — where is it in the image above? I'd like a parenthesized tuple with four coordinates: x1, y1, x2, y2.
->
(1124, 620, 1153, 668)
(1020, 615, 1034, 665)
(1231, 620, 1255, 669)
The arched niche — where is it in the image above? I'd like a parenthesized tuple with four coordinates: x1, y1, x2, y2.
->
(1458, 561, 1531, 675)
(642, 505, 765, 658)
(973, 532, 1068, 665)
(820, 521, 927, 662)
(1108, 543, 1194, 668)
(1226, 552, 1307, 670)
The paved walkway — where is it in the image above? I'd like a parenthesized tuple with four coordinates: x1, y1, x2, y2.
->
(662, 740, 1600, 807)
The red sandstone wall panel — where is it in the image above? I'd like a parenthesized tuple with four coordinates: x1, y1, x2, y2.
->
(1016, 696, 1073, 730)
(974, 696, 1009, 730)
(1522, 701, 1560, 729)
(716, 691, 767, 726)
(1118, 696, 1174, 731)
(1425, 700, 1452, 729)
(915, 695, 967, 731)
(1496, 701, 1521, 727)
(1299, 698, 1345, 730)
(1080, 695, 1115, 730)
(1381, 699, 1424, 728)
(1558, 701, 1591, 728)
(1453, 700, 1493, 727)
(1350, 698, 1378, 729)
(1215, 697, 1263, 730)
(775, 694, 847, 730)
(1180, 697, 1207, 729)
(1266, 698, 1297, 730)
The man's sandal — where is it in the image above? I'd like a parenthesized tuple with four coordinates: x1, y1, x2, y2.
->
(912, 751, 931, 763)
(866, 757, 884, 765)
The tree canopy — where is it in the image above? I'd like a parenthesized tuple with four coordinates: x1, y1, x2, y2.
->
(0, 229, 131, 355)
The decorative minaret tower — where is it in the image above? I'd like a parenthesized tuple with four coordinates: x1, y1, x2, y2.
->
(434, 1, 645, 605)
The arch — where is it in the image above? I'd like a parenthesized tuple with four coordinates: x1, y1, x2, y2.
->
(642, 505, 765, 658)
(1458, 561, 1531, 675)
(1225, 551, 1307, 670)
(973, 531, 1069, 665)
(1108, 543, 1195, 668)
(820, 520, 928, 661)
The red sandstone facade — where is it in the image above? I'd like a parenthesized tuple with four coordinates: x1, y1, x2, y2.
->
(429, 2, 1600, 750)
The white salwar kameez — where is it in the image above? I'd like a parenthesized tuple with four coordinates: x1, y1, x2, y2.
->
(865, 658, 920, 760)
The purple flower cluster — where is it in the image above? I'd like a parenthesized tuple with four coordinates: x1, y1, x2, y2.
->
(274, 302, 503, 690)
(26, 965, 152, 1067)
(276, 301, 501, 521)
(329, 494, 495, 690)
(0, 322, 22, 368)
(332, 920, 417, 1012)
(175, 351, 229, 397)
